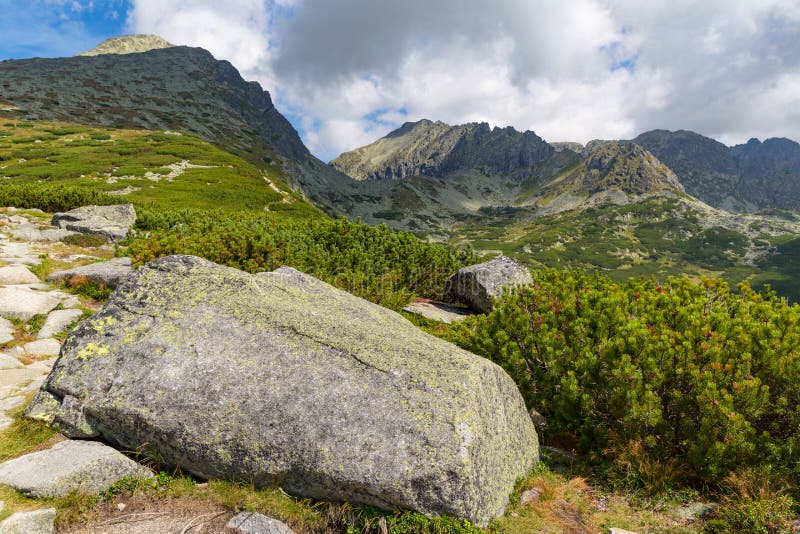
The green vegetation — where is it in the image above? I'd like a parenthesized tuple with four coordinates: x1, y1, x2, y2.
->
(446, 270, 800, 494)
(125, 210, 476, 309)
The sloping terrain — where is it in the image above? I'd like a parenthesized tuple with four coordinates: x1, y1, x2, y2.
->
(333, 123, 800, 299)
(0, 120, 316, 215)
(633, 129, 800, 211)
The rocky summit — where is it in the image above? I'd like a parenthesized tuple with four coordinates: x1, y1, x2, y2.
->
(332, 119, 554, 181)
(28, 255, 538, 526)
(78, 34, 174, 56)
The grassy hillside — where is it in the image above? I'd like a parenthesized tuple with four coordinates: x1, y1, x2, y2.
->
(0, 119, 316, 215)
(449, 196, 800, 301)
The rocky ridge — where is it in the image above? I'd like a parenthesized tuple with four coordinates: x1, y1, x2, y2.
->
(332, 119, 554, 181)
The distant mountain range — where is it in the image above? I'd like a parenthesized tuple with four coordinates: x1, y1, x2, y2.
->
(1, 35, 799, 298)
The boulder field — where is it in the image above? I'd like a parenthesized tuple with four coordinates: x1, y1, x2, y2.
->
(27, 255, 539, 526)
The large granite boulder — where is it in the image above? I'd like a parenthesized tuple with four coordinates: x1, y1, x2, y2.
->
(443, 256, 533, 314)
(51, 204, 136, 242)
(26, 255, 538, 526)
(46, 257, 133, 289)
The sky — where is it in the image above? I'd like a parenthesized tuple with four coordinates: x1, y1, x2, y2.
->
(1, 1, 799, 162)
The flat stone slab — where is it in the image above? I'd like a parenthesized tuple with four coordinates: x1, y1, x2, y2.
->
(46, 257, 132, 289)
(0, 353, 23, 370)
(0, 265, 39, 285)
(0, 440, 154, 498)
(402, 299, 472, 324)
(0, 287, 60, 321)
(37, 309, 83, 339)
(227, 512, 295, 534)
(0, 508, 56, 534)
(0, 367, 43, 388)
(0, 317, 14, 344)
(24, 339, 61, 357)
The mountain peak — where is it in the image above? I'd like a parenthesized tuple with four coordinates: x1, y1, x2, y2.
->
(332, 120, 552, 180)
(581, 141, 685, 195)
(78, 35, 174, 57)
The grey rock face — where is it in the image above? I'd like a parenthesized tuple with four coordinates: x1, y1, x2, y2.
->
(46, 257, 133, 289)
(51, 205, 136, 242)
(0, 439, 153, 498)
(27, 255, 538, 526)
(226, 512, 295, 534)
(444, 256, 533, 314)
(0, 508, 56, 534)
(332, 119, 554, 181)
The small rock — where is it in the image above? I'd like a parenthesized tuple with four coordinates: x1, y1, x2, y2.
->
(37, 309, 83, 339)
(0, 507, 56, 534)
(529, 407, 546, 429)
(674, 502, 718, 521)
(0, 265, 39, 285)
(26, 358, 57, 373)
(51, 204, 136, 242)
(116, 502, 126, 511)
(226, 512, 296, 534)
(443, 256, 533, 314)
(23, 338, 61, 358)
(519, 488, 542, 507)
(0, 440, 154, 498)
(0, 287, 60, 321)
(46, 257, 132, 289)
(609, 528, 639, 534)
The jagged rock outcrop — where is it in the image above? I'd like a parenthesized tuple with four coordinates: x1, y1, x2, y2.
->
(27, 255, 538, 526)
(444, 256, 533, 314)
(78, 35, 174, 56)
(332, 119, 554, 181)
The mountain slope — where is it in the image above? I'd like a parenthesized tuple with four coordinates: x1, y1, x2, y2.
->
(0, 39, 353, 204)
(633, 129, 800, 211)
(332, 119, 553, 180)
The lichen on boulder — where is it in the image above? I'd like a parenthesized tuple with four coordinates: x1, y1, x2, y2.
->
(443, 255, 533, 314)
(27, 255, 538, 526)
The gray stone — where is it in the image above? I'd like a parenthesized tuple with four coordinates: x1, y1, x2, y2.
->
(0, 265, 39, 285)
(674, 502, 717, 521)
(0, 508, 56, 534)
(0, 318, 14, 344)
(0, 440, 153, 498)
(443, 256, 533, 314)
(0, 287, 60, 321)
(37, 309, 83, 339)
(519, 488, 542, 507)
(402, 299, 471, 324)
(23, 339, 61, 358)
(529, 407, 547, 429)
(0, 396, 25, 412)
(608, 529, 639, 534)
(10, 225, 76, 243)
(51, 204, 136, 242)
(27, 255, 538, 526)
(46, 257, 132, 289)
(226, 512, 295, 534)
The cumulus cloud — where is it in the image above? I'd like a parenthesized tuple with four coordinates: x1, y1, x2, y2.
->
(127, 0, 800, 160)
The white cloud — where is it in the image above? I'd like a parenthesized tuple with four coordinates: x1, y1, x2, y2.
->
(127, 0, 800, 160)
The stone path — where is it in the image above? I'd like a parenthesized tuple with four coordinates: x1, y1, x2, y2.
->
(0, 208, 110, 430)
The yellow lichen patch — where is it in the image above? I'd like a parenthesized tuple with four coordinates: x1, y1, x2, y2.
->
(76, 342, 110, 360)
(88, 315, 118, 334)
